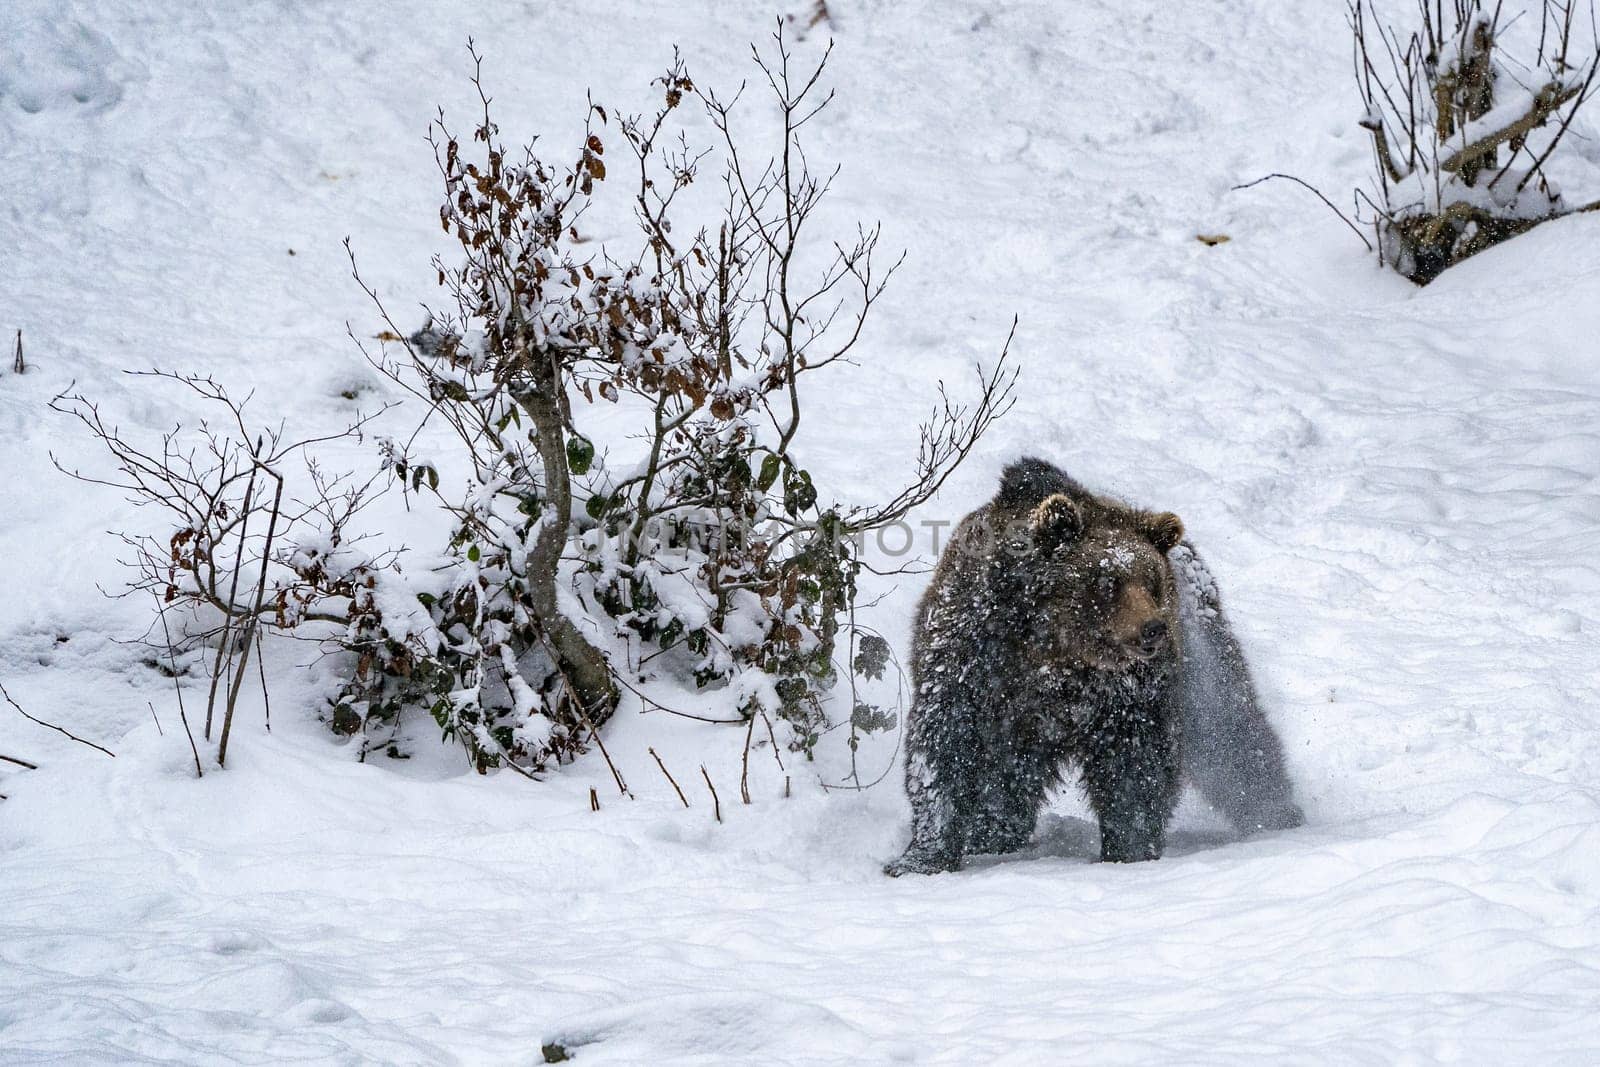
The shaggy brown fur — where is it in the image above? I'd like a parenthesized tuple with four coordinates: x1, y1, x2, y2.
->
(886, 457, 1302, 875)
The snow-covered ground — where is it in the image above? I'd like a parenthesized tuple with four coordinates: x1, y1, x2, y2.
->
(4, 0, 1600, 1062)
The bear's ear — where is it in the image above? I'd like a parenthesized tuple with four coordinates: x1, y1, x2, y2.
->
(1141, 511, 1184, 553)
(1030, 493, 1084, 552)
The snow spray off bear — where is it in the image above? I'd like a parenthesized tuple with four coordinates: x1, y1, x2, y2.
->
(886, 458, 1303, 876)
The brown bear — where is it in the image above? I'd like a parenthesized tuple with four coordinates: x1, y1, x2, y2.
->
(885, 457, 1302, 876)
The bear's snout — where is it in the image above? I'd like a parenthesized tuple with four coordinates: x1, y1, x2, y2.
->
(1138, 619, 1169, 656)
(1107, 582, 1171, 661)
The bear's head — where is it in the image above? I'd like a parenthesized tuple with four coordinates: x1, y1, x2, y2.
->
(1023, 493, 1184, 671)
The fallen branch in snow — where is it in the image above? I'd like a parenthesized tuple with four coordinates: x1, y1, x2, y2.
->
(1441, 80, 1585, 177)
(10, 330, 22, 374)
(649, 746, 689, 808)
(0, 679, 115, 758)
(1386, 200, 1542, 274)
(0, 753, 39, 770)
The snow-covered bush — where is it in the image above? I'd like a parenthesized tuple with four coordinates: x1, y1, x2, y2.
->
(50, 372, 396, 768)
(338, 30, 1016, 774)
(56, 30, 1012, 780)
(1350, 0, 1600, 283)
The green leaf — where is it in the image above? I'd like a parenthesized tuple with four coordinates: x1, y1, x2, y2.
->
(467, 544, 481, 562)
(330, 702, 362, 736)
(585, 493, 609, 520)
(784, 468, 817, 515)
(567, 435, 595, 476)
(757, 453, 781, 492)
(659, 617, 684, 650)
(851, 701, 898, 734)
(853, 633, 891, 681)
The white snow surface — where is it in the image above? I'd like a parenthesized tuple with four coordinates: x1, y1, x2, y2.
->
(4, 0, 1600, 1063)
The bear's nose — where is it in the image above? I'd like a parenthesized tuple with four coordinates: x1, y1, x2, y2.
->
(1139, 620, 1169, 649)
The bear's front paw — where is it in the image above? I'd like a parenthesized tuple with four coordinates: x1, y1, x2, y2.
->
(883, 848, 960, 877)
(1098, 830, 1162, 863)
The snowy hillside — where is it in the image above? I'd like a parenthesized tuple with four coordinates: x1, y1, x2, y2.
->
(4, 0, 1600, 1062)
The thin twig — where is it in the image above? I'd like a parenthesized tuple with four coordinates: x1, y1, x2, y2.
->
(256, 628, 271, 732)
(147, 701, 164, 736)
(648, 746, 689, 807)
(700, 764, 722, 823)
(218, 461, 283, 768)
(0, 753, 39, 770)
(614, 670, 744, 724)
(1233, 173, 1376, 250)
(586, 716, 630, 796)
(178, 702, 204, 778)
(205, 459, 260, 739)
(535, 631, 631, 796)
(589, 786, 600, 812)
(155, 596, 202, 777)
(822, 627, 909, 793)
(740, 714, 755, 804)
(0, 679, 115, 757)
(761, 709, 786, 772)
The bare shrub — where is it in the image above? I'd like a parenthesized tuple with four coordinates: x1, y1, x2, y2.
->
(51, 372, 392, 767)
(1351, 0, 1600, 282)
